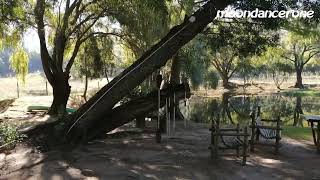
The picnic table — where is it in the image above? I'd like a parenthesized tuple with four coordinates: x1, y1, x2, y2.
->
(301, 114, 320, 153)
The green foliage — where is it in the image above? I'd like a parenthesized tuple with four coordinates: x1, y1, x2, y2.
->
(180, 36, 209, 89)
(9, 46, 29, 82)
(255, 46, 293, 89)
(117, 0, 169, 58)
(204, 70, 219, 89)
(258, 46, 293, 73)
(0, 123, 26, 150)
(0, 0, 30, 51)
(206, 21, 278, 87)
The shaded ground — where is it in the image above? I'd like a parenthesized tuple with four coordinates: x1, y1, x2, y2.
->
(0, 121, 319, 180)
(0, 96, 57, 130)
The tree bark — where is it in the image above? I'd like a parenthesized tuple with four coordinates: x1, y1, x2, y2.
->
(222, 75, 230, 89)
(67, 1, 231, 141)
(294, 68, 304, 89)
(83, 74, 88, 102)
(83, 55, 89, 102)
(293, 96, 303, 127)
(48, 75, 71, 116)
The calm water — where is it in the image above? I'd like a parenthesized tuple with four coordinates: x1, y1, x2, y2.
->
(181, 92, 320, 127)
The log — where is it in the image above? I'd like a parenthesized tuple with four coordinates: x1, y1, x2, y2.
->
(66, 0, 231, 141)
(67, 83, 190, 143)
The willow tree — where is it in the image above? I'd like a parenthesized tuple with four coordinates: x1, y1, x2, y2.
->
(9, 46, 29, 97)
(0, 0, 30, 49)
(33, 0, 125, 115)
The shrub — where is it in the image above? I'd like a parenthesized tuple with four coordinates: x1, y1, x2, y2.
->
(0, 123, 25, 150)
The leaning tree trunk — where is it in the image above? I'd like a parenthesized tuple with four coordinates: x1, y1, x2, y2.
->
(67, 84, 190, 142)
(25, 84, 190, 148)
(65, 1, 232, 143)
(295, 68, 304, 89)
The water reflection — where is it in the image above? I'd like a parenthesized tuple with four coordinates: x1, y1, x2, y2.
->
(181, 92, 320, 127)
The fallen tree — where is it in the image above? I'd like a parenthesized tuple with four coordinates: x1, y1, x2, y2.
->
(26, 83, 190, 147)
(65, 0, 232, 143)
(67, 83, 190, 143)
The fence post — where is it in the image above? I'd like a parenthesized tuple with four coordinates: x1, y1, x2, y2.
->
(16, 78, 19, 98)
(250, 111, 255, 152)
(46, 81, 48, 95)
(275, 115, 281, 154)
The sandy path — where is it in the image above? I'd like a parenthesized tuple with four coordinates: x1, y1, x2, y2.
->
(0, 122, 319, 180)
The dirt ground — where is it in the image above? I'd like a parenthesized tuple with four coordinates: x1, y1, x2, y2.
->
(0, 120, 319, 180)
(0, 91, 320, 180)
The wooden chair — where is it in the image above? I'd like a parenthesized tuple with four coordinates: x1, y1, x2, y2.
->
(209, 115, 250, 166)
(250, 106, 282, 154)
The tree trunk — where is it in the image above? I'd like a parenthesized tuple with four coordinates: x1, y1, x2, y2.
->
(222, 75, 230, 89)
(221, 92, 234, 124)
(293, 96, 303, 127)
(66, 1, 230, 142)
(67, 83, 190, 143)
(170, 54, 185, 121)
(83, 74, 88, 102)
(48, 74, 71, 116)
(25, 83, 190, 146)
(295, 68, 304, 89)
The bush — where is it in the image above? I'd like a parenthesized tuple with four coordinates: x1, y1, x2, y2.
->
(0, 123, 25, 150)
(205, 71, 219, 89)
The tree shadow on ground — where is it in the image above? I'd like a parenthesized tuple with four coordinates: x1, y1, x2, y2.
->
(1, 122, 320, 179)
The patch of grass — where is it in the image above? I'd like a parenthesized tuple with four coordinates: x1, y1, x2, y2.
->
(282, 126, 313, 141)
(281, 89, 320, 97)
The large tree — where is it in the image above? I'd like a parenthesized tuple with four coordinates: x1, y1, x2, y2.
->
(33, 0, 127, 115)
(206, 21, 277, 88)
(281, 32, 320, 88)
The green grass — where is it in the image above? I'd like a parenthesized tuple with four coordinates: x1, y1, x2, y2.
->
(282, 89, 320, 97)
(282, 126, 313, 141)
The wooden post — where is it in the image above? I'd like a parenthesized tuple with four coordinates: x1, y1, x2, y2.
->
(210, 118, 215, 160)
(243, 127, 248, 166)
(275, 116, 281, 154)
(317, 122, 320, 154)
(45, 81, 48, 95)
(257, 106, 261, 116)
(236, 124, 240, 157)
(214, 114, 220, 159)
(156, 74, 162, 143)
(16, 77, 20, 98)
(250, 111, 255, 152)
(256, 106, 261, 142)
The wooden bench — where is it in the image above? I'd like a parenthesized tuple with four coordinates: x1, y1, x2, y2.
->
(250, 106, 282, 154)
(209, 114, 250, 166)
